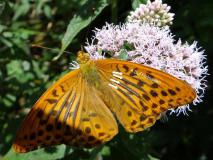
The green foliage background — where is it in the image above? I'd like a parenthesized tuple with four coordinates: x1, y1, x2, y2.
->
(0, 0, 212, 159)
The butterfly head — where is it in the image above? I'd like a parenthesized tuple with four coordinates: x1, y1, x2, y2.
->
(77, 51, 90, 64)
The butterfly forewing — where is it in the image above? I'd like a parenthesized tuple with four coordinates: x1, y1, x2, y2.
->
(13, 70, 81, 152)
(95, 59, 196, 132)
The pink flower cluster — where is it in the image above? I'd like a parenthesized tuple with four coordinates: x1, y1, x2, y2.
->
(84, 1, 208, 115)
(127, 0, 174, 27)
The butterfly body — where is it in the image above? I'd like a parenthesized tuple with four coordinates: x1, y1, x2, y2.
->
(79, 61, 101, 89)
(13, 51, 196, 153)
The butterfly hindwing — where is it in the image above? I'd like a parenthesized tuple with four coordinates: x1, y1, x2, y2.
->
(95, 59, 196, 132)
(69, 83, 118, 147)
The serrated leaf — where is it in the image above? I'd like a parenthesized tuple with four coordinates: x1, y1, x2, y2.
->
(54, 0, 108, 60)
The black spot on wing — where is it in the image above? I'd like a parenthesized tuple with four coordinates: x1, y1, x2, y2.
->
(123, 65, 129, 72)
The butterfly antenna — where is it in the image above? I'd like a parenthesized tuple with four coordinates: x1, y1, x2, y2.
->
(31, 44, 72, 54)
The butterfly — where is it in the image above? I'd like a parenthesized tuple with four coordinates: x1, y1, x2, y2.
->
(13, 51, 196, 153)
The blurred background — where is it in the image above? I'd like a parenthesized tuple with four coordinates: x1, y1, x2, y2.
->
(0, 0, 212, 159)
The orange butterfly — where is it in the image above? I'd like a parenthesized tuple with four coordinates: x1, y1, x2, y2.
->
(13, 51, 196, 153)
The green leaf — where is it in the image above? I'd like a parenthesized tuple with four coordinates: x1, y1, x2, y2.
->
(101, 146, 111, 156)
(12, 0, 30, 21)
(3, 145, 74, 160)
(2, 94, 16, 108)
(0, 24, 6, 32)
(22, 61, 30, 71)
(0, 0, 5, 16)
(147, 154, 160, 160)
(88, 146, 103, 160)
(122, 41, 135, 51)
(0, 36, 13, 47)
(117, 49, 129, 60)
(35, 0, 45, 14)
(2, 31, 13, 38)
(6, 60, 23, 76)
(32, 60, 49, 81)
(6, 60, 34, 83)
(54, 0, 108, 60)
(131, 0, 147, 10)
(44, 5, 52, 19)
